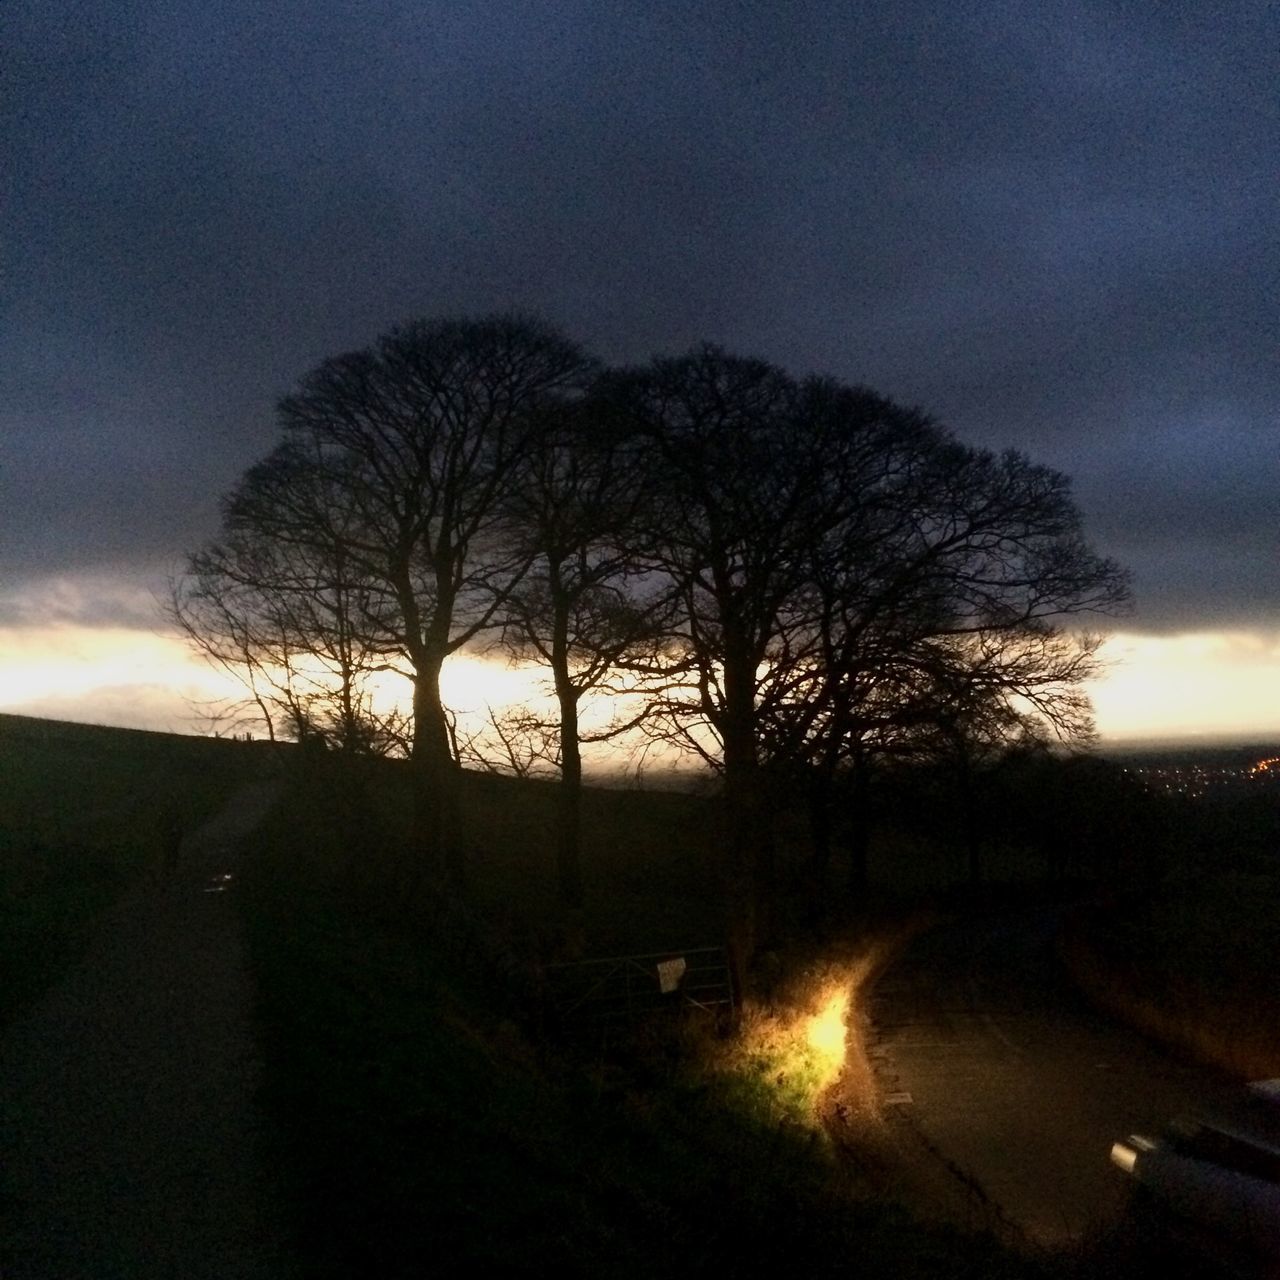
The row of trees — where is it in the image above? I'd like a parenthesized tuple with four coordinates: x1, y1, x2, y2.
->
(175, 314, 1128, 962)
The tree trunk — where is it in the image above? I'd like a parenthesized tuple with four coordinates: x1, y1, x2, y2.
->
(849, 815, 870, 895)
(807, 770, 832, 898)
(847, 750, 871, 894)
(954, 743, 982, 888)
(720, 767, 756, 1001)
(556, 686, 584, 909)
(548, 580, 586, 910)
(719, 645, 764, 993)
(411, 655, 461, 884)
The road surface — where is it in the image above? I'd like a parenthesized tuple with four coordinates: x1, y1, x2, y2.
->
(0, 781, 293, 1280)
(869, 906, 1237, 1251)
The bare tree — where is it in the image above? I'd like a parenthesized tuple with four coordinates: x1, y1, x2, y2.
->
(600, 348, 1128, 969)
(783, 437, 1128, 890)
(596, 348, 847, 971)
(452, 704, 560, 779)
(181, 314, 595, 881)
(172, 440, 405, 755)
(493, 405, 671, 907)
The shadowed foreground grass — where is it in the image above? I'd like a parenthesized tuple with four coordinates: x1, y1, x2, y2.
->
(240, 766, 1044, 1277)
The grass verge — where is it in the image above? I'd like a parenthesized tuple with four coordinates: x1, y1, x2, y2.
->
(1059, 874, 1280, 1079)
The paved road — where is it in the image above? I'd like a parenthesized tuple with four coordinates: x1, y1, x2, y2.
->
(0, 781, 293, 1280)
(870, 907, 1237, 1251)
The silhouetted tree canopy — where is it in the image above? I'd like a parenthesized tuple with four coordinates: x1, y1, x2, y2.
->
(182, 313, 596, 878)
(595, 346, 1127, 943)
(178, 316, 1128, 933)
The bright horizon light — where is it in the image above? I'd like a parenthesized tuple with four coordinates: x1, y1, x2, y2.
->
(0, 623, 1276, 747)
(1085, 631, 1280, 743)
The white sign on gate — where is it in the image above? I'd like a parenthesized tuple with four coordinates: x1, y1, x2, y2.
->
(656, 957, 687, 994)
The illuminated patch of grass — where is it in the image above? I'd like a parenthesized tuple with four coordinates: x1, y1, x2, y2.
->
(708, 977, 858, 1131)
(695, 932, 918, 1138)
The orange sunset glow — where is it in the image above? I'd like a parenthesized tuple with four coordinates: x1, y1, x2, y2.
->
(0, 623, 1275, 750)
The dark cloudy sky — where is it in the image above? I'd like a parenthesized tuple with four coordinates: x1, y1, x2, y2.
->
(5, 0, 1277, 638)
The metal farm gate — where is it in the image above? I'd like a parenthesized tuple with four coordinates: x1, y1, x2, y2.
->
(544, 946, 734, 1039)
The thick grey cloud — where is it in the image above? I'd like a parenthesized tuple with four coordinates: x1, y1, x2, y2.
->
(5, 0, 1276, 631)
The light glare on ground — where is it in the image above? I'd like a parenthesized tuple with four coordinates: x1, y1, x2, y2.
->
(806, 987, 851, 1071)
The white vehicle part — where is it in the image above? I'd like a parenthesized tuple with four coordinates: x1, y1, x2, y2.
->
(1137, 1147, 1280, 1257)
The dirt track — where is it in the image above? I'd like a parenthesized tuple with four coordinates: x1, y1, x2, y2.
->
(0, 781, 293, 1279)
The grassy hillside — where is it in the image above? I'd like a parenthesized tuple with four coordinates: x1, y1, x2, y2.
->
(0, 713, 263, 1026)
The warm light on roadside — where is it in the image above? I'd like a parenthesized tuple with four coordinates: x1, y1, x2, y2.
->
(806, 987, 851, 1071)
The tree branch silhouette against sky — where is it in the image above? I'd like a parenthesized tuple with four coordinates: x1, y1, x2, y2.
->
(3, 1, 1277, 740)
